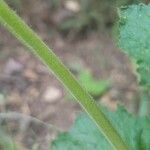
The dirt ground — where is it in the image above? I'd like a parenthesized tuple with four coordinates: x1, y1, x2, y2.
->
(0, 0, 138, 149)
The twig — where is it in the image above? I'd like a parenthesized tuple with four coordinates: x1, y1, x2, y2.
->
(0, 112, 61, 132)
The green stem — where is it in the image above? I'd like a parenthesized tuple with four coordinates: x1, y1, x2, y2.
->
(0, 1, 128, 150)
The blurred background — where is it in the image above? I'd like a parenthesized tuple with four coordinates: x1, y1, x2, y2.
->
(0, 0, 149, 149)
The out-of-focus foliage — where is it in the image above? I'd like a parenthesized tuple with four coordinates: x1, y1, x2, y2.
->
(0, 130, 17, 150)
(67, 69, 108, 100)
(50, 0, 142, 35)
(5, 0, 21, 11)
(79, 70, 109, 97)
(50, 0, 62, 9)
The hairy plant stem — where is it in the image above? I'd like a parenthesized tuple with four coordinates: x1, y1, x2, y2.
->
(0, 1, 129, 150)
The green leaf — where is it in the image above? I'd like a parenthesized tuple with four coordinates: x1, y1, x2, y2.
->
(118, 4, 150, 88)
(0, 130, 17, 150)
(51, 106, 150, 150)
(79, 70, 109, 96)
